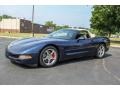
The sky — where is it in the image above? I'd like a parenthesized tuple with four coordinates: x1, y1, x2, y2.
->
(0, 5, 93, 28)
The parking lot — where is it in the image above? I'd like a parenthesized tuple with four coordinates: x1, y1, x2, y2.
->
(0, 37, 120, 85)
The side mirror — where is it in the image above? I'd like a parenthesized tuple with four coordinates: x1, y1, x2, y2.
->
(77, 36, 85, 42)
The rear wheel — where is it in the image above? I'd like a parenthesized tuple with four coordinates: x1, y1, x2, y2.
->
(39, 46, 58, 67)
(96, 44, 105, 58)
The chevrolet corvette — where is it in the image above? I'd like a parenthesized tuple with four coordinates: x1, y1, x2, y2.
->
(6, 29, 110, 67)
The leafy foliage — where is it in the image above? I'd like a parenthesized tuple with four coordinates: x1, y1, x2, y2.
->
(90, 5, 120, 37)
(45, 21, 69, 31)
(55, 25, 69, 31)
(0, 14, 14, 21)
(44, 21, 56, 28)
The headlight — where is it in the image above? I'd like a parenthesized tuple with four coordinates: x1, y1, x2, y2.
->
(19, 55, 32, 59)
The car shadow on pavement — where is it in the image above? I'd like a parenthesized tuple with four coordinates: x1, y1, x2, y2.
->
(10, 53, 112, 69)
(10, 61, 38, 69)
(104, 53, 112, 58)
(57, 53, 112, 67)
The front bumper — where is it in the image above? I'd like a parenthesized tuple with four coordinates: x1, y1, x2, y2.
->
(5, 49, 39, 65)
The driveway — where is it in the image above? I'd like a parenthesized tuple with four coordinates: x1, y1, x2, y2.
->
(0, 38, 120, 85)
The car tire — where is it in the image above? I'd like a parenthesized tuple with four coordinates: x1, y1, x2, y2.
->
(96, 44, 105, 58)
(39, 46, 58, 67)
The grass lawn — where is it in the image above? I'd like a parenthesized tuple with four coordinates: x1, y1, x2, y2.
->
(110, 38, 120, 41)
(110, 38, 120, 46)
(0, 32, 48, 38)
(110, 43, 120, 46)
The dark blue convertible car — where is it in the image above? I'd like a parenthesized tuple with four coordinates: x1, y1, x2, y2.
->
(6, 29, 110, 67)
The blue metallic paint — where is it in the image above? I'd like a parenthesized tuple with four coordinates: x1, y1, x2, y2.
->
(6, 33, 110, 66)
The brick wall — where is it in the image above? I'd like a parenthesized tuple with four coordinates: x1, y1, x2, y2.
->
(0, 19, 50, 34)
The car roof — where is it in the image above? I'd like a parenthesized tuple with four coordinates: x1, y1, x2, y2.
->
(60, 28, 95, 38)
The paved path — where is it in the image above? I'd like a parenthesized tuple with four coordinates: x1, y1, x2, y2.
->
(0, 38, 120, 85)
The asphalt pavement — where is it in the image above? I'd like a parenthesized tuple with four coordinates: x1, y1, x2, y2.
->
(0, 37, 120, 85)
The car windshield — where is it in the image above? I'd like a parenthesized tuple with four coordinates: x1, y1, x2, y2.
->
(47, 29, 77, 39)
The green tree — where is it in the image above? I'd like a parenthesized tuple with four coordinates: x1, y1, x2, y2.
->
(2, 14, 13, 19)
(55, 25, 69, 30)
(45, 21, 69, 31)
(55, 26, 62, 30)
(45, 21, 56, 28)
(0, 16, 2, 21)
(0, 14, 14, 21)
(90, 5, 120, 37)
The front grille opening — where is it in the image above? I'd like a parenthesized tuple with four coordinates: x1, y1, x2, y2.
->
(8, 52, 19, 58)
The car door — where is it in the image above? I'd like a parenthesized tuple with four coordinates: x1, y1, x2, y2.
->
(64, 34, 96, 59)
(76, 38, 95, 57)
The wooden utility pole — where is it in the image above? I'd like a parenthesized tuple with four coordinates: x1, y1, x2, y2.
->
(32, 5, 34, 37)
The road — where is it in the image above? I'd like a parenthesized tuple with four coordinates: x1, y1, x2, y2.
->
(0, 38, 120, 85)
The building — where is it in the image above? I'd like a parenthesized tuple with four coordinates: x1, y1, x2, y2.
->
(0, 18, 50, 34)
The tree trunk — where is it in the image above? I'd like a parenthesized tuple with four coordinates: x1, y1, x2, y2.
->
(108, 32, 111, 38)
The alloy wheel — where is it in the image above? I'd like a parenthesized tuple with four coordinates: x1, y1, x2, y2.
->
(40, 46, 58, 67)
(97, 45, 105, 58)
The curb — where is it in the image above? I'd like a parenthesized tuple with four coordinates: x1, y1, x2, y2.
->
(0, 36, 23, 39)
(110, 45, 120, 48)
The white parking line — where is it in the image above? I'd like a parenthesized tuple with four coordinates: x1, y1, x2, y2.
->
(102, 59, 120, 82)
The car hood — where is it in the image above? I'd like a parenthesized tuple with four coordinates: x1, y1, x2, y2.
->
(10, 38, 49, 47)
(7, 37, 67, 54)
(9, 37, 67, 46)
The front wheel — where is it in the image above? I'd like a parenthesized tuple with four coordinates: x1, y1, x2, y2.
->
(39, 46, 58, 67)
(96, 44, 105, 58)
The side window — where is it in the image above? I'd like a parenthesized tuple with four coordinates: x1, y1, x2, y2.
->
(75, 31, 91, 39)
(80, 31, 91, 39)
